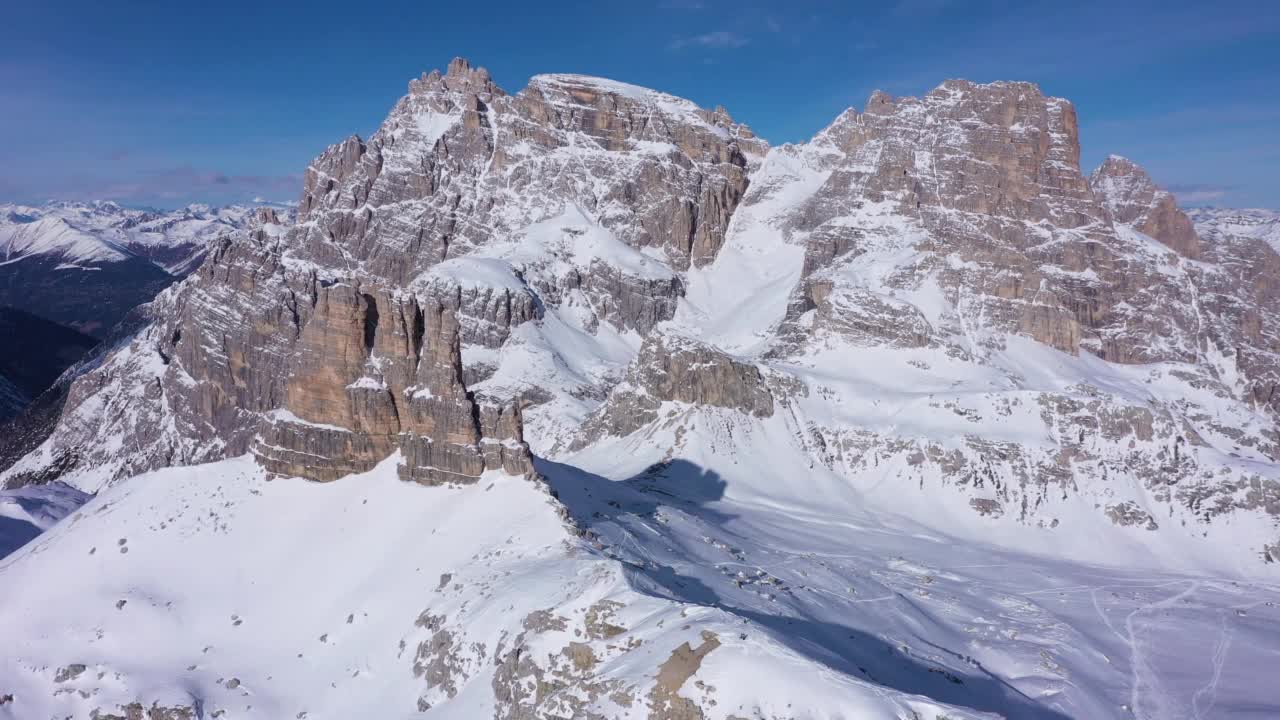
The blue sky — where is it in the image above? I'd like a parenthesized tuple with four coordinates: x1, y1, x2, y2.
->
(2, 0, 1276, 208)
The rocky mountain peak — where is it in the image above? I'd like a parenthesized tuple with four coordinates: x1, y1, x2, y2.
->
(2, 61, 784, 486)
(520, 73, 765, 156)
(445, 55, 480, 78)
(1095, 153, 1144, 176)
(752, 76, 1125, 364)
(864, 88, 895, 114)
(290, 59, 769, 290)
(412, 56, 503, 98)
(1091, 153, 1201, 258)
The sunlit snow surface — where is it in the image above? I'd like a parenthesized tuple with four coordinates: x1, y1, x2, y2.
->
(3, 190, 1279, 717)
(1, 449, 1276, 719)
(559, 413, 1280, 719)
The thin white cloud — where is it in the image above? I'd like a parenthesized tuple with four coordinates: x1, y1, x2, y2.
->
(1168, 184, 1233, 204)
(670, 30, 748, 50)
(1172, 190, 1228, 204)
(0, 166, 302, 206)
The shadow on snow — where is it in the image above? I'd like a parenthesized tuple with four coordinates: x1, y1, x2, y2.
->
(537, 456, 1071, 720)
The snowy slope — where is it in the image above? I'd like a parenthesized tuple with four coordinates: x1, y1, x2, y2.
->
(554, 421, 1280, 719)
(0, 217, 131, 268)
(0, 455, 1023, 720)
(2, 448, 1275, 719)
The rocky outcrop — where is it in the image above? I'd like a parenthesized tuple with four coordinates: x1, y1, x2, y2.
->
(1091, 155, 1201, 258)
(88, 701, 196, 720)
(254, 284, 531, 484)
(632, 331, 773, 416)
(414, 272, 541, 349)
(3, 206, 531, 485)
(799, 282, 933, 349)
(292, 59, 764, 288)
(563, 263, 683, 337)
(1087, 161, 1280, 417)
(513, 75, 763, 271)
(649, 632, 721, 720)
(576, 328, 773, 446)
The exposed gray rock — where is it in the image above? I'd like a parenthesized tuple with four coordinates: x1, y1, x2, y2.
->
(577, 327, 773, 446)
(54, 664, 86, 683)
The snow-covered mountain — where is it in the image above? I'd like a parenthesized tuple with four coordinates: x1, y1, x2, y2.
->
(1188, 206, 1280, 255)
(0, 202, 294, 425)
(0, 216, 132, 268)
(0, 201, 294, 336)
(1, 59, 1278, 719)
(2, 200, 295, 275)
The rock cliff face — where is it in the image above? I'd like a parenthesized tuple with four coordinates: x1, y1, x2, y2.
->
(754, 81, 1206, 366)
(294, 58, 762, 285)
(1182, 207, 1280, 416)
(253, 283, 530, 484)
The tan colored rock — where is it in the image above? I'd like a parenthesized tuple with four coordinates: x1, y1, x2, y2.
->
(254, 282, 531, 483)
(648, 631, 720, 720)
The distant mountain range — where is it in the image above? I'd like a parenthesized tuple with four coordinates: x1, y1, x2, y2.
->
(0, 200, 294, 425)
(0, 200, 294, 336)
(1186, 206, 1280, 253)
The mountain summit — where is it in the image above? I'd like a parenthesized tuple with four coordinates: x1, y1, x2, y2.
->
(1, 59, 1277, 720)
